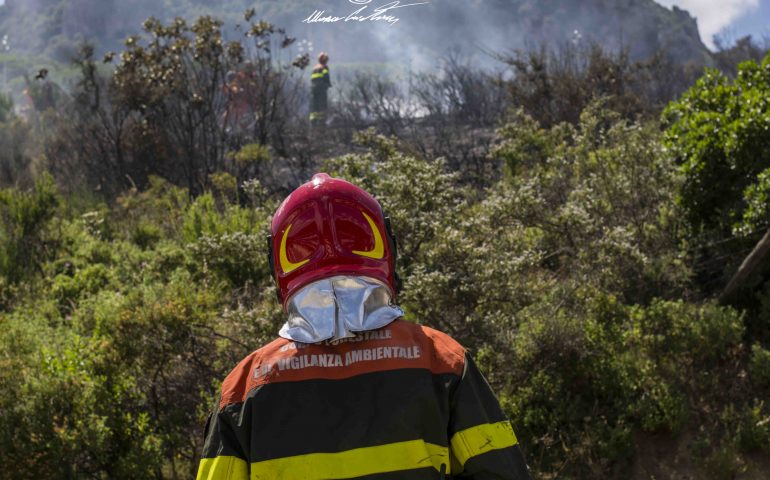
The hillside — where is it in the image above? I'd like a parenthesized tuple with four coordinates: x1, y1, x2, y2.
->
(1, 0, 769, 476)
(0, 0, 713, 67)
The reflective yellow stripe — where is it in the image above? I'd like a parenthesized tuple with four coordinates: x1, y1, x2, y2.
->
(450, 421, 518, 472)
(311, 69, 329, 79)
(250, 439, 449, 479)
(197, 456, 249, 480)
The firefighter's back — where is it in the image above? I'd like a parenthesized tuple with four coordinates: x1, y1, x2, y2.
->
(198, 318, 531, 479)
(217, 319, 460, 478)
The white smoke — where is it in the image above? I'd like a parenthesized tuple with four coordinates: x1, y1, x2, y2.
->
(656, 0, 760, 49)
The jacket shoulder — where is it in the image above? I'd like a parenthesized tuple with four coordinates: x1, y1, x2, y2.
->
(393, 319, 466, 376)
(219, 337, 290, 408)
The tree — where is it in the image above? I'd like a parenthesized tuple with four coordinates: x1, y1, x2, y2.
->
(664, 52, 770, 239)
(44, 12, 308, 196)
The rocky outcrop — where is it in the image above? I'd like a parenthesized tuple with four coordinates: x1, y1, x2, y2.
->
(396, 0, 713, 65)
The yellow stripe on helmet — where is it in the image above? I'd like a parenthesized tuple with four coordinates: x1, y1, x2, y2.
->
(352, 211, 385, 259)
(279, 224, 310, 274)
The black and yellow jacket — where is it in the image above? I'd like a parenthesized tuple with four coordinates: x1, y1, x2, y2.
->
(196, 319, 532, 479)
(310, 64, 331, 115)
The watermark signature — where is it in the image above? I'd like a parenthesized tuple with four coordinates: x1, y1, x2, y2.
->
(302, 0, 429, 26)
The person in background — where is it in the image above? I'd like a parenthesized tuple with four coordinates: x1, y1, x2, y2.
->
(309, 52, 331, 125)
(196, 173, 532, 479)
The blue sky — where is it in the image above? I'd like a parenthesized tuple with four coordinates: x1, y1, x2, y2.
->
(728, 1, 770, 43)
(656, 0, 770, 48)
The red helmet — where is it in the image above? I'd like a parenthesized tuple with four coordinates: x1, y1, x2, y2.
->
(268, 173, 400, 308)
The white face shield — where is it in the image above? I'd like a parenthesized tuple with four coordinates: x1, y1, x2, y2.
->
(279, 276, 403, 343)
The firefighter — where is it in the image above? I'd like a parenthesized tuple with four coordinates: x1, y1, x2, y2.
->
(222, 68, 256, 133)
(309, 52, 331, 125)
(196, 173, 532, 479)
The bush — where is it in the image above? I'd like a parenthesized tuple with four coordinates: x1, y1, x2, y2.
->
(1, 85, 769, 478)
(319, 117, 756, 478)
(489, 101, 688, 304)
(664, 51, 770, 238)
(190, 232, 267, 287)
(0, 174, 59, 285)
(736, 400, 770, 453)
(748, 344, 770, 389)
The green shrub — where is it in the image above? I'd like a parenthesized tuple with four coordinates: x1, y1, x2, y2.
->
(490, 102, 688, 305)
(52, 263, 114, 308)
(190, 232, 266, 287)
(182, 193, 267, 242)
(499, 298, 639, 477)
(2, 91, 769, 478)
(131, 222, 162, 249)
(628, 300, 744, 368)
(737, 400, 770, 453)
(748, 344, 770, 388)
(0, 174, 59, 283)
(664, 52, 770, 237)
(631, 376, 688, 433)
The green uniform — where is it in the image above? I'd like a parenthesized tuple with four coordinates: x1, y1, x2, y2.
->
(310, 64, 331, 121)
(196, 319, 532, 479)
